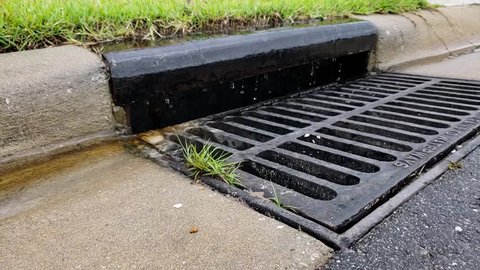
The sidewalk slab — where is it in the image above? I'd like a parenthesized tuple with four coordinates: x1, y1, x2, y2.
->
(0, 143, 332, 269)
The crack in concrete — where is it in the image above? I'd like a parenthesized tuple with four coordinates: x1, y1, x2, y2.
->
(396, 26, 407, 51)
(399, 14, 418, 28)
(432, 9, 476, 48)
(411, 12, 451, 53)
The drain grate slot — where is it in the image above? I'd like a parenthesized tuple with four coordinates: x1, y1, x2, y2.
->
(243, 111, 310, 128)
(362, 111, 451, 128)
(317, 127, 413, 152)
(350, 81, 408, 90)
(374, 74, 429, 83)
(435, 81, 480, 90)
(225, 117, 293, 135)
(298, 97, 360, 110)
(278, 141, 380, 173)
(332, 88, 389, 98)
(276, 103, 340, 116)
(260, 107, 326, 122)
(408, 93, 480, 106)
(185, 127, 254, 150)
(297, 133, 397, 162)
(342, 85, 399, 95)
(257, 150, 361, 186)
(151, 72, 480, 239)
(348, 115, 438, 135)
(397, 97, 477, 111)
(206, 122, 274, 142)
(240, 160, 337, 201)
(373, 106, 461, 122)
(385, 101, 470, 116)
(332, 121, 426, 143)
(418, 89, 480, 101)
(425, 86, 480, 96)
(313, 91, 379, 102)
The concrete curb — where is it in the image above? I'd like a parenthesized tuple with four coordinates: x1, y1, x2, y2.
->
(0, 45, 119, 172)
(357, 5, 480, 70)
(1, 5, 480, 172)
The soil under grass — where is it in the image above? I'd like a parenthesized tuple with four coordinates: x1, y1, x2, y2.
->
(0, 0, 429, 52)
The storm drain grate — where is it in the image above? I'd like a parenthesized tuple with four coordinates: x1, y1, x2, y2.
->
(145, 73, 480, 246)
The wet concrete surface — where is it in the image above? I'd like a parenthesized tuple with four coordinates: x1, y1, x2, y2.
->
(325, 146, 480, 270)
(400, 50, 480, 80)
(0, 142, 332, 269)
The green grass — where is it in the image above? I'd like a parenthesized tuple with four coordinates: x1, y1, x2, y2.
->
(0, 0, 429, 52)
(179, 139, 243, 187)
(269, 183, 299, 212)
(448, 161, 463, 170)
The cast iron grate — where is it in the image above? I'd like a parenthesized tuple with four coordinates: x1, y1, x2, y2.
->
(147, 72, 480, 245)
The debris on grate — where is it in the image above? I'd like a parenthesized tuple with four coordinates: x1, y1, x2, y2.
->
(139, 72, 480, 248)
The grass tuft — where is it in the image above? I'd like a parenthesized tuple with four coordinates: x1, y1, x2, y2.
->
(1, 0, 430, 52)
(179, 139, 243, 187)
(270, 184, 298, 212)
(448, 161, 463, 171)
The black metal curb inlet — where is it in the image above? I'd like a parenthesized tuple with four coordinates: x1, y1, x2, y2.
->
(104, 21, 377, 133)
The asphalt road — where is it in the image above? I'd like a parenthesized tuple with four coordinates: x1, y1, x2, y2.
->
(325, 146, 480, 270)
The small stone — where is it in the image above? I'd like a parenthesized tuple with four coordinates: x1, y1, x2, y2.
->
(189, 226, 199, 234)
(276, 225, 285, 229)
(455, 226, 463, 232)
(173, 203, 183, 208)
(304, 134, 310, 138)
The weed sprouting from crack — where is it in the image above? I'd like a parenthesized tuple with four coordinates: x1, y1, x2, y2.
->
(178, 138, 243, 187)
(448, 161, 463, 171)
(269, 183, 299, 213)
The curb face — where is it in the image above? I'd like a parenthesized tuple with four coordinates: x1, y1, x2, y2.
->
(358, 5, 480, 70)
(104, 21, 377, 133)
(0, 45, 116, 164)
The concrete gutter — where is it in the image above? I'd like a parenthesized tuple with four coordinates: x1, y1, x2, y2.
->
(0, 46, 123, 173)
(357, 5, 480, 70)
